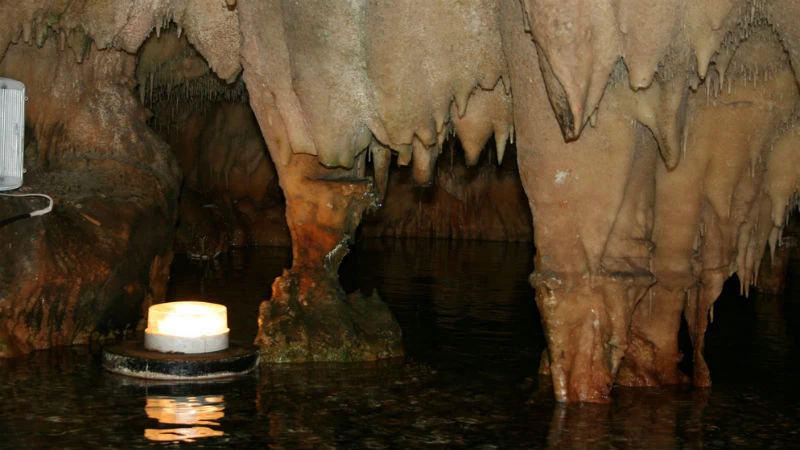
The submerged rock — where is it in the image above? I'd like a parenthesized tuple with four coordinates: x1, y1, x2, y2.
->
(257, 269, 403, 362)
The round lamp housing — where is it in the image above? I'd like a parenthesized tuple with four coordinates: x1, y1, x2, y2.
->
(144, 301, 230, 354)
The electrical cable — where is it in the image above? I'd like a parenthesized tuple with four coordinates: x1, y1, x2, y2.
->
(0, 192, 53, 227)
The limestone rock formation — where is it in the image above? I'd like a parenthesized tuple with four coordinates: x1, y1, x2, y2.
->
(501, 0, 800, 401)
(0, 36, 180, 356)
(359, 142, 532, 242)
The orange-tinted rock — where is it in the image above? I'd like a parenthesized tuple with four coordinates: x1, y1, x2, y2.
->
(0, 39, 180, 356)
(249, 154, 403, 362)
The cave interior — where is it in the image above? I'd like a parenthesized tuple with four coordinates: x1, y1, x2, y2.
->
(1, 0, 800, 416)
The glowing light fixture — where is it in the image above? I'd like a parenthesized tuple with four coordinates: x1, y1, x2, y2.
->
(103, 300, 258, 380)
(144, 301, 230, 354)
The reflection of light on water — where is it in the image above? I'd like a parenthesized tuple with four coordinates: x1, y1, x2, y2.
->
(144, 395, 225, 442)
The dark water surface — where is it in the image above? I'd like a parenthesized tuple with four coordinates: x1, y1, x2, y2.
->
(1, 239, 799, 449)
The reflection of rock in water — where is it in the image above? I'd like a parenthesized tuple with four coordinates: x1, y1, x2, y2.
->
(338, 239, 541, 366)
(754, 293, 792, 373)
(547, 387, 709, 450)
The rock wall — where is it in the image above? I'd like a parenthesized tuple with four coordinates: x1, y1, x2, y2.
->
(0, 37, 180, 356)
(166, 103, 290, 256)
(359, 143, 532, 242)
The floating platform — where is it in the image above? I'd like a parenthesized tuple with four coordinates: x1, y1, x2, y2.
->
(102, 341, 259, 380)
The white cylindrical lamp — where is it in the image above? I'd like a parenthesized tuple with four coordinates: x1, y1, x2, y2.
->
(144, 301, 230, 354)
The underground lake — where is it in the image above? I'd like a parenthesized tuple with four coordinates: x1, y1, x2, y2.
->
(1, 239, 798, 449)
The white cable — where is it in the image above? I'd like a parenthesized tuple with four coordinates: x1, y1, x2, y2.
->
(0, 192, 53, 223)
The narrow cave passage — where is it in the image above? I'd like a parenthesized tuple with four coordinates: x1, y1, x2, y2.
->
(135, 25, 288, 258)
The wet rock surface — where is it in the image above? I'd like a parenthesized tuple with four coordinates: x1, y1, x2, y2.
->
(257, 269, 404, 362)
(0, 173, 177, 356)
(0, 39, 180, 356)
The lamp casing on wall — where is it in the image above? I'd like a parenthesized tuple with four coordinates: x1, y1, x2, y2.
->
(0, 78, 25, 191)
